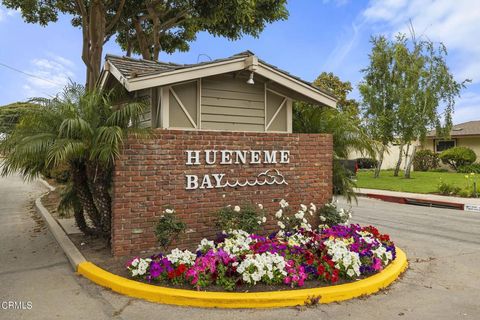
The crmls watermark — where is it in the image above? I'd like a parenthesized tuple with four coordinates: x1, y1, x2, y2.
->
(1, 301, 33, 310)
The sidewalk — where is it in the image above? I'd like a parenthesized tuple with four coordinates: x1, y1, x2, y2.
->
(356, 188, 480, 211)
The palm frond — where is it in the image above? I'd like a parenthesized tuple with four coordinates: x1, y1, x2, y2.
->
(59, 117, 94, 139)
(47, 139, 87, 167)
(90, 126, 123, 165)
(106, 102, 146, 128)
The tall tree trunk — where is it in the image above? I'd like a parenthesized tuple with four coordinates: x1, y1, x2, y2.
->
(86, 162, 112, 237)
(393, 144, 404, 177)
(404, 145, 417, 179)
(76, 0, 125, 90)
(133, 17, 152, 59)
(72, 202, 96, 236)
(86, 0, 106, 90)
(403, 143, 411, 170)
(374, 145, 386, 178)
(71, 162, 102, 232)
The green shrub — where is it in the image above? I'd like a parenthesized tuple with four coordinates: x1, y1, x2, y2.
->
(318, 201, 352, 226)
(458, 188, 473, 198)
(439, 147, 476, 171)
(356, 158, 378, 169)
(436, 180, 461, 196)
(429, 168, 449, 172)
(457, 163, 480, 173)
(155, 208, 186, 250)
(215, 203, 265, 233)
(413, 150, 439, 171)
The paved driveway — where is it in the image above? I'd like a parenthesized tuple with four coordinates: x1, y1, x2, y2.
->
(1, 174, 479, 320)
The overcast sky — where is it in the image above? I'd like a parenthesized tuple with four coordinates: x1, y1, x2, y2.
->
(0, 0, 479, 124)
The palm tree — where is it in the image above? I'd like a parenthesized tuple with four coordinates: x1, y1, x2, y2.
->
(0, 84, 148, 237)
(293, 102, 374, 202)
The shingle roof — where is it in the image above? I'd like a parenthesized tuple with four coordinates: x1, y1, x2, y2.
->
(427, 120, 480, 137)
(105, 51, 335, 99)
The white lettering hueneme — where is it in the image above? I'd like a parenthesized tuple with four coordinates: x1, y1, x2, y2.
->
(184, 150, 290, 190)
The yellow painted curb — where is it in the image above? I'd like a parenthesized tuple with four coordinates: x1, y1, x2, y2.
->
(77, 248, 407, 309)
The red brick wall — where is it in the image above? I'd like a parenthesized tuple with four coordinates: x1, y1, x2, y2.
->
(112, 130, 333, 256)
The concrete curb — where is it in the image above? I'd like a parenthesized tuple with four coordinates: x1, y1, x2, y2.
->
(37, 177, 56, 192)
(76, 249, 408, 309)
(35, 195, 87, 270)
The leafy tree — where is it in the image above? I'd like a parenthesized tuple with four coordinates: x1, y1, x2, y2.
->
(359, 36, 398, 178)
(359, 34, 467, 178)
(3, 0, 288, 88)
(0, 102, 38, 135)
(313, 72, 359, 117)
(2, 0, 127, 90)
(399, 37, 466, 178)
(0, 84, 148, 237)
(116, 0, 288, 60)
(293, 103, 374, 203)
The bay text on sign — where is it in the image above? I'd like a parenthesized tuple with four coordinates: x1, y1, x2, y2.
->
(185, 150, 290, 190)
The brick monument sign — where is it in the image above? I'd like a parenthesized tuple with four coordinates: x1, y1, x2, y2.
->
(99, 51, 337, 256)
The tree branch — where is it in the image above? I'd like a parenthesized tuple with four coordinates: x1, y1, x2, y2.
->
(106, 0, 126, 33)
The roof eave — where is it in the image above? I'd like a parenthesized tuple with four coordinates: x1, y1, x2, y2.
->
(103, 55, 337, 108)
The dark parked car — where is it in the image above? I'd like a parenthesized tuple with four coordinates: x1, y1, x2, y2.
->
(338, 159, 358, 177)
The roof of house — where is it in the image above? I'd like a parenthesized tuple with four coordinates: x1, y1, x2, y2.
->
(427, 120, 480, 137)
(99, 51, 337, 108)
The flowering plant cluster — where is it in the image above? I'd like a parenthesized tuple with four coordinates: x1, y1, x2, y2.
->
(318, 200, 352, 226)
(126, 222, 396, 291)
(215, 203, 266, 234)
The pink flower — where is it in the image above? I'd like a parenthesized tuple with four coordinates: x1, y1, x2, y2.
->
(372, 258, 383, 271)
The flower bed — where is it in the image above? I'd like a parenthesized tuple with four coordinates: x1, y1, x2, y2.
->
(126, 222, 395, 291)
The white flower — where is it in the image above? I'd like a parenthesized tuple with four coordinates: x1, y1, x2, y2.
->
(236, 252, 287, 284)
(310, 203, 317, 212)
(197, 238, 215, 252)
(234, 205, 241, 212)
(324, 238, 361, 278)
(275, 209, 283, 218)
(258, 203, 264, 210)
(128, 257, 152, 277)
(218, 229, 252, 255)
(166, 249, 196, 266)
(320, 215, 326, 222)
(300, 204, 307, 212)
(277, 221, 285, 229)
(279, 199, 289, 208)
(294, 211, 304, 219)
(262, 216, 267, 223)
(165, 208, 174, 214)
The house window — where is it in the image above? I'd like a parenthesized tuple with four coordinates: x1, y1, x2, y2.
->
(435, 139, 456, 152)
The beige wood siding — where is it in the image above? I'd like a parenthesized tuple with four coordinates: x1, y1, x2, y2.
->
(168, 81, 198, 129)
(266, 90, 288, 132)
(201, 74, 265, 131)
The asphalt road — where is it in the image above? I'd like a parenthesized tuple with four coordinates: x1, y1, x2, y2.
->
(0, 174, 479, 320)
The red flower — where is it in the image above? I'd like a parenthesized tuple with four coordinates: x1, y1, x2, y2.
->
(331, 270, 339, 283)
(167, 271, 175, 279)
(379, 234, 390, 242)
(317, 265, 325, 275)
(177, 264, 187, 274)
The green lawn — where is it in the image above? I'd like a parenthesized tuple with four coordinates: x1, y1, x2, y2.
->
(356, 170, 471, 194)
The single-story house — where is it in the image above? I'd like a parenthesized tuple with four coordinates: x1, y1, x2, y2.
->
(98, 51, 337, 132)
(425, 120, 480, 156)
